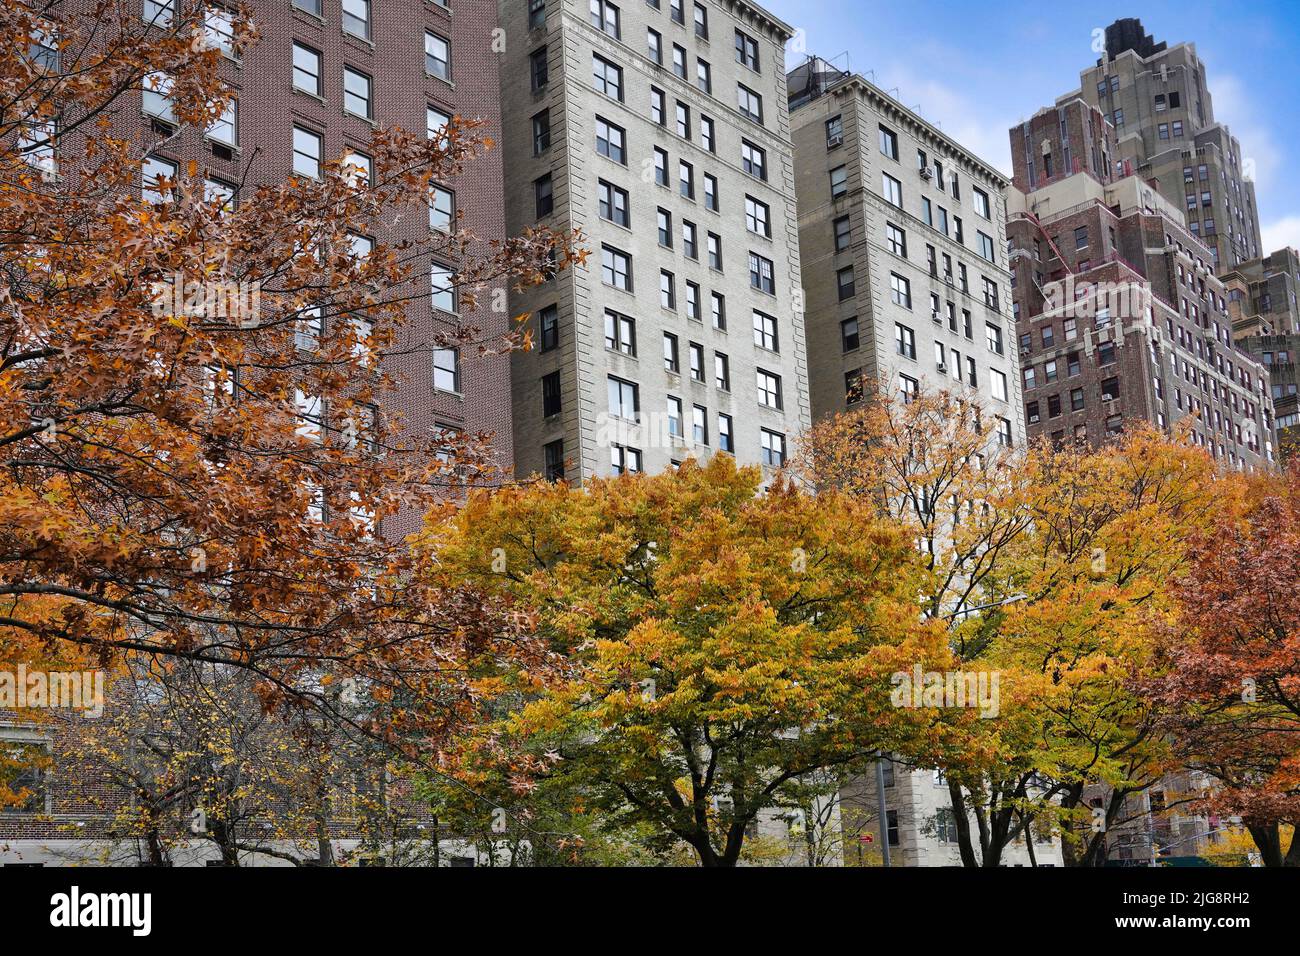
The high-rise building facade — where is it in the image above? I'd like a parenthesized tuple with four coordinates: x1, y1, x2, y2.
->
(1224, 247, 1300, 453)
(1008, 99, 1275, 470)
(499, 0, 810, 482)
(1069, 18, 1261, 272)
(788, 57, 1024, 446)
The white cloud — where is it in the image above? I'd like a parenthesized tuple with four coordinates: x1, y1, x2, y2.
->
(1208, 74, 1281, 198)
(1261, 216, 1300, 256)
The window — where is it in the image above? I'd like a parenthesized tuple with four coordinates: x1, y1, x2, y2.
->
(590, 0, 620, 39)
(544, 440, 565, 481)
(703, 174, 719, 211)
(596, 117, 626, 163)
(293, 43, 322, 95)
(830, 165, 848, 199)
(890, 273, 911, 309)
(1, 740, 48, 813)
(341, 0, 370, 40)
(710, 292, 726, 330)
(757, 369, 782, 409)
(714, 353, 730, 391)
(657, 208, 673, 247)
(679, 160, 694, 199)
(530, 46, 549, 91)
(1101, 377, 1120, 402)
(539, 305, 559, 352)
(895, 322, 915, 359)
(978, 232, 995, 263)
(899, 374, 919, 404)
(685, 281, 701, 321)
(653, 147, 668, 185)
(605, 309, 635, 355)
(142, 72, 174, 122)
(142, 155, 176, 203)
(760, 429, 786, 467)
(882, 172, 902, 207)
(601, 245, 631, 290)
(689, 342, 705, 382)
(433, 348, 460, 393)
(144, 0, 175, 24)
(692, 405, 709, 445)
(430, 185, 454, 232)
(991, 369, 1008, 402)
(651, 87, 666, 125)
(207, 98, 237, 146)
(749, 253, 775, 294)
(343, 66, 372, 118)
(660, 270, 676, 310)
(533, 110, 552, 155)
(529, 0, 547, 30)
(431, 262, 456, 313)
(700, 115, 715, 152)
(693, 2, 708, 38)
(648, 28, 662, 64)
(599, 180, 630, 227)
(696, 60, 712, 95)
(593, 54, 623, 101)
(986, 322, 1003, 355)
(292, 126, 322, 178)
(879, 124, 899, 160)
(1071, 388, 1085, 411)
(735, 30, 759, 71)
(826, 115, 844, 149)
(676, 102, 691, 139)
(753, 311, 778, 351)
(424, 31, 452, 81)
(719, 414, 734, 453)
(886, 223, 907, 257)
(680, 220, 696, 257)
(834, 216, 852, 252)
(737, 84, 763, 124)
(837, 267, 856, 301)
(741, 139, 767, 180)
(672, 45, 687, 79)
(607, 375, 640, 421)
(542, 371, 563, 417)
(998, 417, 1013, 447)
(745, 196, 771, 237)
(611, 444, 642, 474)
(667, 396, 684, 438)
(972, 187, 991, 219)
(427, 105, 450, 143)
(841, 317, 859, 352)
(663, 332, 680, 373)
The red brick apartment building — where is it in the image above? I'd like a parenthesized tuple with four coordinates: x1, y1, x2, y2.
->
(1007, 99, 1274, 469)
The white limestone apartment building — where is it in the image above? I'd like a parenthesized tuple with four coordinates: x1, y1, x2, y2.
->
(499, 0, 811, 481)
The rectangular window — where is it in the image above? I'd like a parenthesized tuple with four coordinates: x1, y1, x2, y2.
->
(830, 165, 848, 199)
(890, 273, 911, 308)
(719, 414, 734, 453)
(879, 124, 899, 161)
(611, 444, 642, 474)
(749, 253, 775, 294)
(663, 332, 680, 373)
(599, 179, 630, 227)
(343, 66, 372, 119)
(737, 84, 763, 124)
(596, 117, 626, 163)
(604, 309, 635, 355)
(542, 370, 562, 417)
(753, 311, 778, 352)
(735, 30, 759, 71)
(742, 140, 767, 180)
(745, 196, 771, 237)
(425, 31, 451, 81)
(341, 0, 370, 40)
(530, 47, 549, 91)
(689, 342, 704, 382)
(430, 185, 454, 232)
(760, 429, 785, 467)
(544, 439, 565, 481)
(756, 368, 782, 409)
(601, 245, 632, 290)
(533, 110, 551, 155)
(433, 348, 460, 393)
(539, 305, 559, 352)
(895, 322, 915, 359)
(607, 375, 640, 421)
(590, 0, 621, 39)
(292, 43, 322, 95)
(882, 172, 902, 207)
(534, 174, 553, 217)
(714, 352, 730, 391)
(692, 404, 709, 444)
(593, 54, 623, 101)
(292, 126, 322, 178)
(886, 222, 907, 257)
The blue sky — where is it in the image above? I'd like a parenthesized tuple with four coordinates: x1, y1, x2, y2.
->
(763, 0, 1300, 253)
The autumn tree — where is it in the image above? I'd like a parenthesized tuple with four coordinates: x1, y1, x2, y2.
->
(415, 455, 953, 867)
(1150, 463, 1300, 867)
(0, 0, 580, 761)
(799, 387, 1221, 867)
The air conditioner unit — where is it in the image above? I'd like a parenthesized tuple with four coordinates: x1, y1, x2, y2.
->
(920, 166, 934, 181)
(1020, 347, 1032, 357)
(931, 310, 942, 322)
(944, 275, 955, 286)
(827, 133, 844, 148)
(936, 362, 948, 374)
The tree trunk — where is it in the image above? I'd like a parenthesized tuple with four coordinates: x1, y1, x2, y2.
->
(948, 780, 979, 867)
(1248, 823, 1283, 867)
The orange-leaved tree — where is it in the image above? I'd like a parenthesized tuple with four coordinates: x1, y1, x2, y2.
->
(0, 1, 581, 757)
